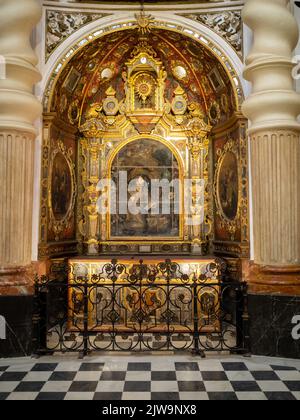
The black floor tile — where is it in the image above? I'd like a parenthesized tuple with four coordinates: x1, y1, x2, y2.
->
(152, 371, 177, 381)
(0, 393, 9, 400)
(175, 362, 199, 371)
(79, 363, 105, 372)
(100, 371, 126, 381)
(222, 363, 248, 372)
(31, 364, 58, 372)
(49, 371, 77, 381)
(124, 381, 151, 392)
(231, 381, 261, 392)
(69, 381, 98, 392)
(201, 371, 228, 381)
(208, 392, 238, 401)
(94, 392, 122, 400)
(251, 371, 280, 381)
(36, 392, 66, 401)
(128, 363, 151, 371)
(14, 382, 45, 392)
(0, 372, 27, 382)
(265, 392, 296, 401)
(178, 381, 205, 392)
(284, 381, 300, 392)
(0, 367, 8, 372)
(270, 365, 297, 371)
(152, 392, 180, 400)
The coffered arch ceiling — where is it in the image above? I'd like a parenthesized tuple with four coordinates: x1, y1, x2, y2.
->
(49, 28, 239, 128)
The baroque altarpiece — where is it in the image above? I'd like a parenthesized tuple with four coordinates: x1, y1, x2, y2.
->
(37, 11, 250, 338)
(40, 17, 249, 263)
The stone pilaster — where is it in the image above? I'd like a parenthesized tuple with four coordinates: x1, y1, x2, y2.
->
(242, 0, 300, 278)
(0, 0, 42, 294)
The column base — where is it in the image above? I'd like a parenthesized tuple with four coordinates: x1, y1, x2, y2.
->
(0, 265, 35, 357)
(248, 294, 300, 359)
(244, 262, 300, 359)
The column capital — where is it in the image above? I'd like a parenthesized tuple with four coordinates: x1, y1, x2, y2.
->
(0, 0, 42, 136)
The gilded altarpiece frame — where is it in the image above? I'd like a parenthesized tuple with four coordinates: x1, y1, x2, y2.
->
(77, 39, 213, 256)
(212, 116, 249, 260)
(39, 115, 78, 260)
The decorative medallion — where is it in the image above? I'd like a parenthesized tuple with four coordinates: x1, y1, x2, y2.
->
(68, 99, 80, 125)
(135, 10, 155, 35)
(209, 101, 221, 124)
(48, 141, 76, 241)
(214, 139, 240, 239)
(172, 64, 188, 81)
(135, 73, 155, 103)
(103, 87, 119, 116)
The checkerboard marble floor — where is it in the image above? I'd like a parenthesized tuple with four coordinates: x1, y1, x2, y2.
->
(0, 354, 300, 401)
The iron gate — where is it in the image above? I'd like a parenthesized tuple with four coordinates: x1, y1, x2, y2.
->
(32, 259, 250, 357)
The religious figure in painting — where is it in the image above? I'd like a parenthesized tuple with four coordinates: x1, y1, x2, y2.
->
(51, 152, 72, 221)
(217, 151, 239, 220)
(111, 139, 180, 238)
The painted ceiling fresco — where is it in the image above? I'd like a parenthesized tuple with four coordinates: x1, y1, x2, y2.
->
(50, 28, 237, 128)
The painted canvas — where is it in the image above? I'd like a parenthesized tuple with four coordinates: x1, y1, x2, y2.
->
(51, 152, 72, 221)
(111, 139, 180, 238)
(217, 151, 239, 220)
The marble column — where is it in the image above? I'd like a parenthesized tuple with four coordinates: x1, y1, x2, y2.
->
(0, 0, 42, 295)
(242, 0, 300, 292)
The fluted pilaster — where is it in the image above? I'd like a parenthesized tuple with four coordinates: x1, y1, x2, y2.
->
(0, 0, 42, 290)
(242, 0, 300, 270)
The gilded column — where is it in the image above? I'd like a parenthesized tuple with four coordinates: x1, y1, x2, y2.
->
(186, 113, 211, 255)
(242, 0, 300, 292)
(0, 0, 42, 292)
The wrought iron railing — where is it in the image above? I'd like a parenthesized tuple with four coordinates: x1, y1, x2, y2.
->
(32, 259, 250, 357)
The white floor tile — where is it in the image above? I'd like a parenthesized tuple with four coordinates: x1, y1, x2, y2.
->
(176, 371, 202, 381)
(151, 381, 179, 392)
(73, 372, 102, 381)
(257, 381, 289, 392)
(0, 382, 19, 392)
(275, 371, 300, 381)
(122, 392, 151, 400)
(22, 372, 52, 382)
(180, 392, 209, 400)
(236, 392, 268, 401)
(41, 381, 72, 393)
(204, 381, 234, 392)
(6, 392, 39, 401)
(96, 381, 124, 392)
(6, 364, 35, 372)
(225, 371, 255, 382)
(64, 392, 94, 400)
(126, 371, 151, 381)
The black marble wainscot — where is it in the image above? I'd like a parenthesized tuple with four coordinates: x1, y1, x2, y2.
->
(248, 294, 300, 359)
(0, 295, 33, 358)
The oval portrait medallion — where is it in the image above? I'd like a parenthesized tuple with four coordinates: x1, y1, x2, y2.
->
(51, 152, 72, 221)
(217, 151, 239, 220)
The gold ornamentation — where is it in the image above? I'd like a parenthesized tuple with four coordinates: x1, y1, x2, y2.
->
(48, 140, 77, 241)
(213, 139, 240, 240)
(135, 11, 155, 36)
(86, 103, 102, 120)
(134, 73, 156, 104)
